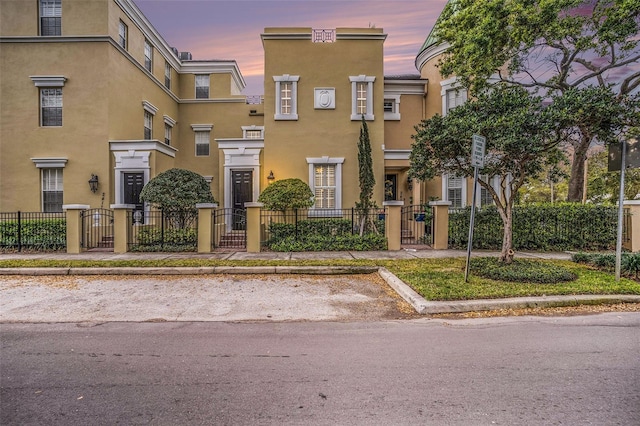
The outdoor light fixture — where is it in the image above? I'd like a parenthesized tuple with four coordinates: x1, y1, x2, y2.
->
(267, 170, 275, 183)
(88, 174, 99, 193)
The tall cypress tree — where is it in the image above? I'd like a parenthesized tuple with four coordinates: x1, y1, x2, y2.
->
(357, 116, 376, 235)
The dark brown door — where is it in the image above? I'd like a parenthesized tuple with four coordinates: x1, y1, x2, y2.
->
(232, 171, 252, 230)
(124, 172, 144, 222)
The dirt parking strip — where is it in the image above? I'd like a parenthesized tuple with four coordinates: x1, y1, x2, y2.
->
(0, 274, 418, 323)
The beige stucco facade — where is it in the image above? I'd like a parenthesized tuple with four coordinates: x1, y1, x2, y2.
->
(1, 0, 435, 215)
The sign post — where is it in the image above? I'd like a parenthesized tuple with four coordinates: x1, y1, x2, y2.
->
(615, 139, 628, 281)
(465, 135, 486, 282)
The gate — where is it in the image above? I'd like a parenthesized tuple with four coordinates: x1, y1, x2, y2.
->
(401, 205, 433, 246)
(81, 208, 114, 250)
(212, 208, 246, 250)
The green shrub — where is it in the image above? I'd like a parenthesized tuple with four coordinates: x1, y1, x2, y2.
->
(131, 227, 197, 251)
(449, 203, 618, 251)
(0, 218, 66, 251)
(470, 257, 577, 283)
(258, 178, 314, 211)
(573, 251, 640, 279)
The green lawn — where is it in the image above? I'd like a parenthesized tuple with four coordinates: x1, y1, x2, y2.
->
(0, 258, 638, 302)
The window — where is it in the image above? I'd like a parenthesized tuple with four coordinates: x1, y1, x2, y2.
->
(307, 157, 344, 212)
(274, 75, 299, 120)
(143, 111, 152, 139)
(195, 131, 210, 156)
(144, 40, 153, 72)
(42, 168, 63, 212)
(350, 75, 375, 120)
(447, 175, 463, 208)
(118, 20, 127, 49)
(479, 175, 495, 207)
(383, 95, 401, 120)
(40, 0, 61, 36)
(242, 126, 264, 139)
(195, 75, 209, 99)
(192, 124, 212, 156)
(41, 88, 62, 127)
(441, 77, 467, 115)
(163, 115, 175, 146)
(164, 62, 172, 90)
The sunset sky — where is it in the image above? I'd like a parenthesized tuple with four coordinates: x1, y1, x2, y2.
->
(134, 0, 449, 95)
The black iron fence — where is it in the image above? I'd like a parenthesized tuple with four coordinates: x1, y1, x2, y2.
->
(260, 208, 387, 251)
(81, 208, 114, 250)
(128, 209, 198, 252)
(212, 208, 246, 250)
(401, 205, 433, 246)
(448, 204, 625, 251)
(0, 211, 66, 252)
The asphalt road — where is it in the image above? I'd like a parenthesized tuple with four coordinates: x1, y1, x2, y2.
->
(2, 314, 639, 425)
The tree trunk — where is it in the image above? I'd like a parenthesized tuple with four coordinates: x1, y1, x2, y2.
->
(567, 136, 591, 203)
(499, 206, 514, 264)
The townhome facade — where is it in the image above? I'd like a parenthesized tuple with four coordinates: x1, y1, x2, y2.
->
(1, 0, 439, 216)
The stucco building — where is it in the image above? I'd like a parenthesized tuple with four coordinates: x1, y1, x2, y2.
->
(1, 0, 480, 216)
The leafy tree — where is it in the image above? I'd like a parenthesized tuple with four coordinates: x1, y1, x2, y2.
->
(257, 178, 314, 212)
(139, 168, 215, 227)
(410, 85, 562, 263)
(357, 116, 378, 235)
(433, 0, 640, 201)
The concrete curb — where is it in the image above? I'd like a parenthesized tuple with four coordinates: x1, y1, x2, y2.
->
(1, 266, 638, 315)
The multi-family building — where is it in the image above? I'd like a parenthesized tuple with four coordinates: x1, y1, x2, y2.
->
(1, 0, 486, 217)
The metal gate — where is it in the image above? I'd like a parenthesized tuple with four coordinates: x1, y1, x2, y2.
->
(401, 205, 433, 246)
(212, 208, 246, 250)
(81, 208, 114, 250)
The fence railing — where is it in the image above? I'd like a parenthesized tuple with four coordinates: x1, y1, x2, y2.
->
(127, 209, 198, 252)
(448, 205, 623, 251)
(0, 211, 66, 252)
(260, 208, 387, 251)
(401, 205, 433, 246)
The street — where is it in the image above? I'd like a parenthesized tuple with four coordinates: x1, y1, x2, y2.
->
(2, 313, 639, 425)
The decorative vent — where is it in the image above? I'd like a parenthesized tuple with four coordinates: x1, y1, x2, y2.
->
(312, 29, 335, 43)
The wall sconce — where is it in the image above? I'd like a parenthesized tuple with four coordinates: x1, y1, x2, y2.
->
(267, 170, 275, 183)
(88, 174, 99, 193)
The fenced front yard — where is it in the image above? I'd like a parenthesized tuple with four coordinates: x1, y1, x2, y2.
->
(260, 208, 387, 251)
(0, 211, 66, 252)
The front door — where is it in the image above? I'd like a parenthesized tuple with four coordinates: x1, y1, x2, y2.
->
(232, 170, 252, 230)
(123, 172, 144, 223)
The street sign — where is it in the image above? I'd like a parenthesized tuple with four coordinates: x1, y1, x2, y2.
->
(472, 134, 486, 168)
(609, 138, 639, 172)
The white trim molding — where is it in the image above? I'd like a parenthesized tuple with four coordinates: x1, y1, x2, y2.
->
(306, 156, 344, 211)
(142, 100, 158, 115)
(163, 115, 176, 127)
(191, 124, 213, 132)
(273, 74, 299, 120)
(349, 75, 375, 120)
(31, 158, 68, 168)
(30, 75, 67, 87)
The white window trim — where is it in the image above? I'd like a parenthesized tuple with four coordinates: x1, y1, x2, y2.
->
(241, 125, 264, 139)
(307, 156, 344, 213)
(144, 39, 153, 72)
(142, 101, 158, 115)
(442, 173, 467, 208)
(274, 74, 299, 120)
(118, 20, 127, 49)
(350, 75, 375, 121)
(195, 74, 210, 99)
(383, 95, 401, 120)
(30, 75, 66, 87)
(440, 77, 467, 116)
(192, 124, 213, 157)
(31, 157, 67, 168)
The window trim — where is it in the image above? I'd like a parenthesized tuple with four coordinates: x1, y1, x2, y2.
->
(195, 74, 210, 99)
(350, 75, 375, 121)
(192, 124, 213, 157)
(144, 39, 153, 72)
(164, 62, 172, 90)
(163, 115, 175, 146)
(442, 173, 467, 208)
(40, 88, 63, 127)
(307, 156, 344, 213)
(41, 168, 64, 213)
(440, 77, 467, 115)
(274, 75, 299, 120)
(118, 20, 128, 50)
(241, 125, 264, 139)
(39, 0, 61, 36)
(383, 95, 401, 120)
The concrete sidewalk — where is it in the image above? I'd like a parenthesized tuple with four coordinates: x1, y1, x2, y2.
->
(2, 249, 639, 317)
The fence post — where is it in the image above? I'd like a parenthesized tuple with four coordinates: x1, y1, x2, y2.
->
(430, 201, 452, 250)
(110, 204, 134, 254)
(62, 204, 89, 254)
(196, 203, 217, 253)
(383, 201, 404, 251)
(245, 202, 264, 253)
(623, 200, 640, 252)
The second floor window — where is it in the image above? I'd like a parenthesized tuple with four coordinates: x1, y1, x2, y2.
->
(144, 111, 152, 139)
(40, 0, 61, 36)
(41, 88, 62, 127)
(273, 75, 299, 120)
(350, 75, 375, 120)
(195, 75, 209, 99)
(164, 62, 172, 90)
(164, 124, 172, 145)
(118, 20, 127, 49)
(144, 40, 153, 72)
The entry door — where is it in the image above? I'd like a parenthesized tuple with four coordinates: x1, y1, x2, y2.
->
(232, 171, 252, 230)
(124, 172, 144, 222)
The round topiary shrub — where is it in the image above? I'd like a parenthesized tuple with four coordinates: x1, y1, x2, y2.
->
(470, 257, 577, 283)
(258, 178, 314, 211)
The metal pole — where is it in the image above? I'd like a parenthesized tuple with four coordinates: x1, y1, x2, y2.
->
(615, 140, 627, 281)
(465, 167, 479, 282)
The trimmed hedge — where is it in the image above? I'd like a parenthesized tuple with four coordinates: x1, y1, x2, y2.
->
(470, 257, 577, 283)
(130, 227, 197, 252)
(265, 219, 387, 251)
(0, 218, 66, 251)
(449, 204, 618, 251)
